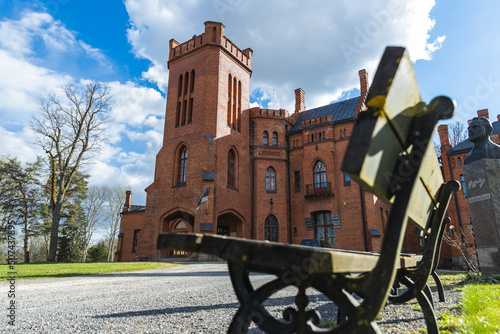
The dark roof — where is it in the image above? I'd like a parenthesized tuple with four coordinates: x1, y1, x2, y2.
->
(288, 96, 358, 134)
(447, 119, 500, 155)
(122, 205, 146, 214)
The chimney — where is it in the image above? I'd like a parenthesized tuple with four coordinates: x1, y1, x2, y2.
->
(438, 124, 451, 151)
(355, 69, 369, 117)
(477, 109, 489, 119)
(294, 88, 305, 114)
(123, 190, 132, 212)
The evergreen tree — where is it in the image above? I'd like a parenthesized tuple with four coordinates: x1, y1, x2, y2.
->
(0, 156, 44, 262)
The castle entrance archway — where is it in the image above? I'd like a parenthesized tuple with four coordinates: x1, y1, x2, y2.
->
(217, 211, 244, 238)
(161, 210, 194, 258)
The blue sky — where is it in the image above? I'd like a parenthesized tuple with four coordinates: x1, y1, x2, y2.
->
(1, 0, 500, 207)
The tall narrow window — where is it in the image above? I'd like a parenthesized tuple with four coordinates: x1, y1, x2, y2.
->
(179, 146, 188, 184)
(460, 174, 467, 198)
(313, 161, 327, 193)
(190, 70, 195, 92)
(272, 132, 278, 146)
(314, 212, 333, 248)
(457, 157, 462, 168)
(264, 215, 278, 242)
(184, 72, 189, 95)
(227, 149, 235, 187)
(266, 167, 276, 193)
(132, 229, 140, 253)
(237, 80, 242, 131)
(187, 98, 193, 124)
(178, 75, 183, 97)
(233, 77, 237, 129)
(182, 100, 187, 125)
(263, 131, 269, 145)
(294, 171, 301, 192)
(227, 74, 232, 126)
(175, 102, 181, 127)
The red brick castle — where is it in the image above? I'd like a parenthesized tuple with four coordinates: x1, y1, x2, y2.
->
(116, 21, 434, 261)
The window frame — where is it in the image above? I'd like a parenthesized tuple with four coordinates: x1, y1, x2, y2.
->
(272, 131, 278, 146)
(178, 146, 188, 185)
(313, 160, 327, 192)
(266, 167, 276, 193)
(263, 131, 269, 146)
(264, 215, 278, 242)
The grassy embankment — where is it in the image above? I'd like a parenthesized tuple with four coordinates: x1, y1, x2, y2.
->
(0, 261, 181, 280)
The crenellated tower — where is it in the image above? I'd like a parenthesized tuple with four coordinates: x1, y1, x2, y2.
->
(138, 21, 254, 259)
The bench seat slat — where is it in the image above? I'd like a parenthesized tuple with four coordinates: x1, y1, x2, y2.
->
(158, 232, 421, 274)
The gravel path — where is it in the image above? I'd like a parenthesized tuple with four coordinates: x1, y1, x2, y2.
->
(1, 263, 461, 333)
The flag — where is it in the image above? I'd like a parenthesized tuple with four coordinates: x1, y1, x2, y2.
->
(196, 187, 209, 210)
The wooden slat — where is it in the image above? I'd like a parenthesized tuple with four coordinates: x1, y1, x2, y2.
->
(157, 233, 421, 274)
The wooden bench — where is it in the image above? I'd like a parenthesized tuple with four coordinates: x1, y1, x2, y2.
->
(157, 46, 460, 333)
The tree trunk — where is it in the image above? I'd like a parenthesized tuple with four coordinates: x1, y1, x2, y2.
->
(47, 204, 62, 261)
(24, 211, 30, 263)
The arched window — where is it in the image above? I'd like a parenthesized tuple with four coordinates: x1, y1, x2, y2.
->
(227, 74, 232, 126)
(184, 72, 189, 95)
(227, 149, 235, 187)
(178, 75, 183, 97)
(179, 146, 188, 184)
(313, 161, 327, 193)
(263, 131, 269, 145)
(272, 132, 278, 146)
(190, 69, 195, 92)
(265, 215, 278, 242)
(266, 167, 276, 192)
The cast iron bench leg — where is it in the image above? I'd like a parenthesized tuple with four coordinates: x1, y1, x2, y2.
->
(416, 284, 439, 334)
(431, 270, 446, 302)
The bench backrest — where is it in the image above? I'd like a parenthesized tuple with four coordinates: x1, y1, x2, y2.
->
(342, 47, 454, 232)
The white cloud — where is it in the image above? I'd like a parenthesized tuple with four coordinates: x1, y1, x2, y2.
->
(108, 81, 165, 125)
(125, 0, 444, 111)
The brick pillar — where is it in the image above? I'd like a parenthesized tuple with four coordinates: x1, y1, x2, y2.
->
(438, 124, 452, 153)
(355, 69, 369, 117)
(123, 190, 132, 212)
(294, 88, 305, 114)
(477, 109, 489, 119)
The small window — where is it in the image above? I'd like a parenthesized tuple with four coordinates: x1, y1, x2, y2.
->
(263, 131, 269, 146)
(227, 150, 235, 187)
(190, 69, 195, 92)
(264, 215, 278, 242)
(461, 174, 467, 198)
(344, 174, 351, 186)
(266, 167, 276, 193)
(132, 229, 140, 253)
(272, 132, 278, 146)
(179, 146, 188, 184)
(294, 171, 301, 192)
(457, 157, 462, 168)
(319, 132, 322, 140)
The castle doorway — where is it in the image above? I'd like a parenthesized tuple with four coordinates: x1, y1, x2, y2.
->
(161, 210, 195, 257)
(217, 212, 243, 238)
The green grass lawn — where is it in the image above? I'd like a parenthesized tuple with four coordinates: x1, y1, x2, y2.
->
(437, 272, 500, 333)
(0, 262, 182, 280)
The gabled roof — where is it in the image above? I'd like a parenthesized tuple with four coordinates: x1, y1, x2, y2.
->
(447, 119, 500, 155)
(288, 96, 359, 134)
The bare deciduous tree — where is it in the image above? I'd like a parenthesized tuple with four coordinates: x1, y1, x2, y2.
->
(448, 121, 468, 146)
(80, 185, 107, 262)
(104, 185, 128, 262)
(31, 82, 111, 261)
